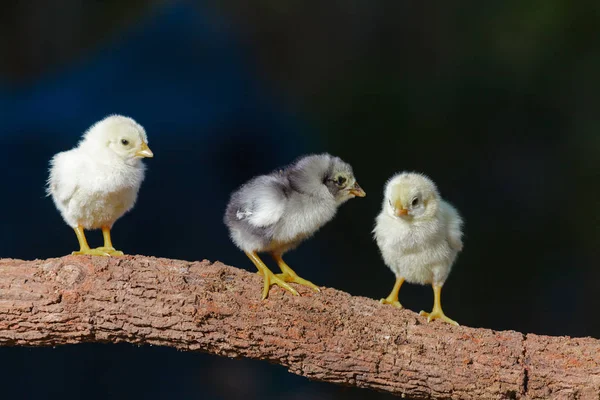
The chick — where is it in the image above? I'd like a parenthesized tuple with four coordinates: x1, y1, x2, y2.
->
(374, 172, 463, 325)
(225, 153, 366, 299)
(48, 115, 153, 256)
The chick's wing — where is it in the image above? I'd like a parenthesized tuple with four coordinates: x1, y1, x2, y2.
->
(48, 151, 83, 206)
(235, 175, 287, 229)
(441, 201, 463, 251)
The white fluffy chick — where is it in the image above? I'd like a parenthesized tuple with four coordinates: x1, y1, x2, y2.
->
(48, 115, 153, 256)
(373, 172, 463, 325)
(224, 153, 366, 299)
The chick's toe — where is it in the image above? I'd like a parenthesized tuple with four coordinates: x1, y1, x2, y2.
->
(275, 273, 320, 292)
(380, 298, 403, 308)
(380, 277, 404, 308)
(94, 247, 124, 256)
(261, 270, 299, 299)
(72, 248, 112, 257)
(419, 284, 459, 326)
(419, 309, 458, 326)
(272, 254, 320, 292)
(245, 251, 299, 299)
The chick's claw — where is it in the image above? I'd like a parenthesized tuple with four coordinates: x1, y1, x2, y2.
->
(244, 251, 299, 299)
(419, 309, 459, 326)
(261, 270, 299, 299)
(94, 247, 124, 256)
(271, 254, 320, 292)
(72, 248, 112, 257)
(379, 298, 403, 308)
(380, 277, 404, 309)
(275, 273, 321, 292)
(419, 284, 458, 325)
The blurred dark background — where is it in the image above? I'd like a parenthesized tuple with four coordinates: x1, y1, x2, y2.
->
(0, 1, 598, 399)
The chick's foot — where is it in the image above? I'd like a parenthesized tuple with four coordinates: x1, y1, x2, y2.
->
(420, 284, 458, 325)
(260, 269, 299, 299)
(271, 253, 320, 293)
(94, 246, 124, 256)
(379, 298, 403, 308)
(245, 251, 299, 299)
(380, 277, 404, 308)
(419, 309, 458, 326)
(275, 272, 320, 292)
(72, 248, 112, 257)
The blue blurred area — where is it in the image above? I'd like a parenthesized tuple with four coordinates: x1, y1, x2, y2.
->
(2, 3, 267, 135)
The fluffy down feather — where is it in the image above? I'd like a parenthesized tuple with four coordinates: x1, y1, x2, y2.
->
(224, 153, 365, 254)
(48, 115, 151, 230)
(373, 172, 463, 286)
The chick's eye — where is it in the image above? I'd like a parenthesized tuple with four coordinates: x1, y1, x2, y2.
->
(121, 139, 129, 146)
(411, 197, 419, 207)
(335, 176, 347, 186)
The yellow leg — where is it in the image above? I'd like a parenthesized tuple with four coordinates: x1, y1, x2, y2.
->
(271, 253, 320, 292)
(71, 226, 111, 256)
(245, 251, 299, 299)
(103, 226, 114, 248)
(379, 277, 404, 308)
(94, 226, 124, 256)
(419, 284, 459, 326)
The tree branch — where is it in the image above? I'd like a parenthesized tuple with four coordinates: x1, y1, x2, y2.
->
(0, 256, 598, 399)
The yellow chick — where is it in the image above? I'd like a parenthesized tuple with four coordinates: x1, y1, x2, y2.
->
(373, 172, 463, 325)
(47, 115, 153, 256)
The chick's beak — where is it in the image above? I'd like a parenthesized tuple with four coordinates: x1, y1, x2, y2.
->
(135, 142, 154, 158)
(349, 182, 366, 197)
(395, 207, 408, 217)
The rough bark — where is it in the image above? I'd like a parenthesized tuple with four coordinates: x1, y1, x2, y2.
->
(0, 256, 598, 399)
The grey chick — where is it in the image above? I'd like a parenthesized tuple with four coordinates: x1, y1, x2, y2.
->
(224, 153, 366, 299)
